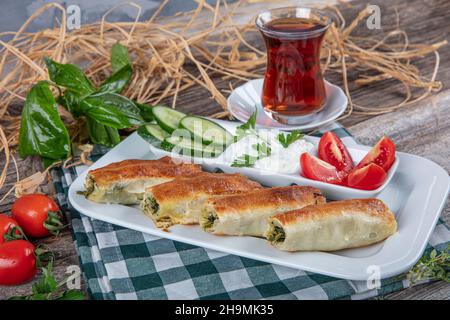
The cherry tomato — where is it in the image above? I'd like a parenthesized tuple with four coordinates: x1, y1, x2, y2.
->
(318, 131, 354, 173)
(347, 163, 387, 190)
(356, 136, 396, 172)
(12, 194, 63, 238)
(0, 214, 22, 244)
(300, 153, 344, 185)
(0, 240, 37, 285)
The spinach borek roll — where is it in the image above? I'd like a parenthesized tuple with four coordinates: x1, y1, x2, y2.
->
(266, 199, 397, 251)
(83, 157, 202, 204)
(200, 186, 325, 237)
(141, 172, 263, 229)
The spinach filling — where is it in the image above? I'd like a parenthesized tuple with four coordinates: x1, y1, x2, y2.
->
(201, 210, 218, 230)
(78, 174, 95, 197)
(142, 195, 159, 216)
(267, 224, 286, 243)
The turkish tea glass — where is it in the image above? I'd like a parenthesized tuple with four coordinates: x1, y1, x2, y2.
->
(256, 7, 332, 125)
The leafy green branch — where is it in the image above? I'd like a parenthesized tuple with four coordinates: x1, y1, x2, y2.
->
(9, 260, 85, 300)
(19, 43, 154, 167)
(406, 245, 450, 284)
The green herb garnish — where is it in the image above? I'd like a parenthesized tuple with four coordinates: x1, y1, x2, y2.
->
(234, 110, 257, 141)
(9, 260, 85, 300)
(277, 130, 304, 148)
(231, 142, 271, 167)
(406, 246, 450, 284)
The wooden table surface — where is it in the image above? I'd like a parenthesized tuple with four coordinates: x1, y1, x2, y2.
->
(0, 0, 449, 300)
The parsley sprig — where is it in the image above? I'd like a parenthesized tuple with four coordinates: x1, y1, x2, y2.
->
(277, 130, 304, 148)
(231, 142, 272, 167)
(9, 259, 85, 300)
(234, 110, 257, 141)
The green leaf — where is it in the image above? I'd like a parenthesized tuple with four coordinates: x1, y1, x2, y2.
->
(407, 245, 450, 284)
(99, 44, 132, 94)
(231, 154, 258, 167)
(79, 92, 144, 129)
(231, 142, 271, 167)
(99, 65, 132, 94)
(134, 101, 154, 122)
(57, 289, 85, 300)
(44, 57, 95, 96)
(32, 260, 57, 294)
(277, 130, 304, 148)
(235, 110, 257, 141)
(19, 81, 71, 163)
(110, 43, 131, 72)
(86, 117, 121, 147)
(57, 91, 83, 118)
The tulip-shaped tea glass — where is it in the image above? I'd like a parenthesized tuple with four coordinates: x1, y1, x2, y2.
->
(256, 7, 332, 125)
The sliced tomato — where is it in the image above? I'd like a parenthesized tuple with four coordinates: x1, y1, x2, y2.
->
(318, 131, 354, 173)
(300, 153, 344, 185)
(356, 136, 396, 172)
(347, 163, 387, 190)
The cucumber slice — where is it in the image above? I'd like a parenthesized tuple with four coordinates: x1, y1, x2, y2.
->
(179, 116, 233, 146)
(138, 124, 170, 145)
(152, 106, 186, 133)
(161, 136, 224, 158)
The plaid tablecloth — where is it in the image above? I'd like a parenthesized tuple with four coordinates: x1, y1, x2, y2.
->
(52, 123, 450, 300)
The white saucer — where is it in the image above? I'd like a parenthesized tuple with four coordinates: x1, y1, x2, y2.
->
(227, 78, 348, 131)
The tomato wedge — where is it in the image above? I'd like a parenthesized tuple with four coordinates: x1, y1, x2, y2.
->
(347, 163, 387, 190)
(318, 132, 354, 173)
(356, 136, 396, 172)
(300, 153, 344, 185)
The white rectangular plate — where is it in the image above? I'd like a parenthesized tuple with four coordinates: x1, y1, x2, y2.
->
(68, 129, 449, 281)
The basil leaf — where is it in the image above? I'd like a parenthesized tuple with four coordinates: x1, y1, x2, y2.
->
(86, 117, 121, 147)
(98, 65, 132, 94)
(79, 92, 144, 129)
(44, 57, 95, 95)
(57, 91, 83, 118)
(99, 44, 132, 94)
(19, 81, 71, 162)
(134, 101, 154, 122)
(110, 43, 131, 72)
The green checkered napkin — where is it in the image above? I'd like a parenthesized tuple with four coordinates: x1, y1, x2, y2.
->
(52, 123, 450, 300)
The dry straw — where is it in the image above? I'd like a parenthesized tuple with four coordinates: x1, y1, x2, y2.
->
(0, 0, 446, 199)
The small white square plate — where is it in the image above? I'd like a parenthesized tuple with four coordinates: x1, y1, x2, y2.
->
(68, 127, 449, 280)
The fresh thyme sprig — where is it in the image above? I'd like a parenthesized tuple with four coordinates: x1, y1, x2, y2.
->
(406, 245, 450, 284)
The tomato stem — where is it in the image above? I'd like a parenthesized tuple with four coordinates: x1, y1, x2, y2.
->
(43, 210, 65, 236)
(3, 225, 26, 242)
